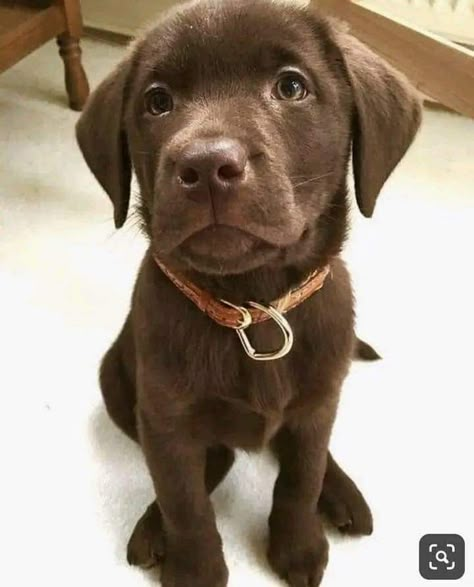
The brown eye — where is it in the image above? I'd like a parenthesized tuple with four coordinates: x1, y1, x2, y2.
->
(145, 87, 173, 115)
(273, 74, 308, 101)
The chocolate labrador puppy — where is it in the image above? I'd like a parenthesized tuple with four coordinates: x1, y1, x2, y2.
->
(77, 0, 421, 585)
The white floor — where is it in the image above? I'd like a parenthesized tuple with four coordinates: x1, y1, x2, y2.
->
(1, 38, 473, 587)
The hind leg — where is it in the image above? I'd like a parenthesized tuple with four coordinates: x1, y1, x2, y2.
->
(99, 315, 138, 442)
(127, 445, 235, 568)
(319, 452, 373, 536)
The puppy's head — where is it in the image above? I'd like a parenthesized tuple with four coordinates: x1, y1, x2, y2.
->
(77, 0, 421, 275)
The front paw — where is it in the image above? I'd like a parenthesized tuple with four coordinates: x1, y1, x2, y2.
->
(127, 503, 228, 587)
(268, 510, 329, 587)
(161, 542, 228, 587)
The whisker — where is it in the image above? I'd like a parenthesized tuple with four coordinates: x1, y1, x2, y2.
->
(293, 172, 334, 190)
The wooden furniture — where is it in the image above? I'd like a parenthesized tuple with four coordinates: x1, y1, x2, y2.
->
(316, 0, 474, 119)
(0, 0, 89, 110)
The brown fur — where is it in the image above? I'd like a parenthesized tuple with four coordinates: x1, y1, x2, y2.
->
(76, 1, 421, 585)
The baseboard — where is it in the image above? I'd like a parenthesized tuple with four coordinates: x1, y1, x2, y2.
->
(84, 26, 131, 46)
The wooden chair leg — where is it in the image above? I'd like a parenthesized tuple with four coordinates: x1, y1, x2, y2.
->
(55, 0, 89, 110)
(57, 33, 89, 111)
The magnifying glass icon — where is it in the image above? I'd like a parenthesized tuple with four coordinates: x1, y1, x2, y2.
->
(436, 550, 449, 565)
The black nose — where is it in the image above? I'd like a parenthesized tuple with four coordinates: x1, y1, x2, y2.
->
(175, 138, 247, 198)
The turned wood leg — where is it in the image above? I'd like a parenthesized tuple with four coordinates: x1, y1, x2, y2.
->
(57, 33, 89, 111)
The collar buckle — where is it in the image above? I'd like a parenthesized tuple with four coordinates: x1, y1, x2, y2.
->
(220, 300, 294, 361)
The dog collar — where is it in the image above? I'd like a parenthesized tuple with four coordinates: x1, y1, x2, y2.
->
(154, 255, 331, 361)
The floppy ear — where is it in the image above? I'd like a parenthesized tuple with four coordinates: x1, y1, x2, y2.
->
(76, 61, 132, 228)
(332, 25, 422, 217)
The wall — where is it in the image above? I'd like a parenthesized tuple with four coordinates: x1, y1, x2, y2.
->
(80, 0, 474, 43)
(360, 0, 474, 44)
(80, 0, 178, 36)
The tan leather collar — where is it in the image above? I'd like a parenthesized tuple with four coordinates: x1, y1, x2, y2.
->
(154, 255, 331, 329)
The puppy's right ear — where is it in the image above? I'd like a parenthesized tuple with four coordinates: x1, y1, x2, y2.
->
(76, 61, 132, 228)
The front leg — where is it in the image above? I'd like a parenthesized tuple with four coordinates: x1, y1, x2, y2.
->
(137, 409, 228, 587)
(268, 404, 336, 587)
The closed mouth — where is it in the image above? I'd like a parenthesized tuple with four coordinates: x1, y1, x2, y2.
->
(180, 224, 268, 260)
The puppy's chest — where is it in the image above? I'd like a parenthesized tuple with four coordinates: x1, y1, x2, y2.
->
(188, 364, 293, 450)
(183, 324, 311, 450)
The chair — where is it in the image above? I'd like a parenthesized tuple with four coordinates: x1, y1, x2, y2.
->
(0, 0, 89, 110)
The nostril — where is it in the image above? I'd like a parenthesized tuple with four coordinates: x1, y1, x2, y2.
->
(218, 163, 244, 181)
(178, 167, 199, 185)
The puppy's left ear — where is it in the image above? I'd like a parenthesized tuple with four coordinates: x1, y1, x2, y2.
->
(329, 21, 422, 217)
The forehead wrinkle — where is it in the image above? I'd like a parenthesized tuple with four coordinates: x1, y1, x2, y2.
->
(138, 1, 314, 70)
(134, 1, 335, 99)
(139, 41, 326, 96)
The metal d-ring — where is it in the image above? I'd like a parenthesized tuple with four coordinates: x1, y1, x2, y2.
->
(221, 300, 294, 361)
